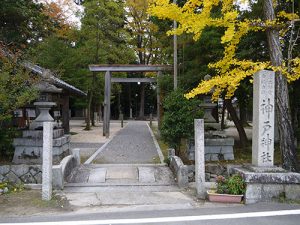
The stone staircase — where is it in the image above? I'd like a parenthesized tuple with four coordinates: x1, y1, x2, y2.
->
(62, 164, 198, 209)
(66, 164, 176, 186)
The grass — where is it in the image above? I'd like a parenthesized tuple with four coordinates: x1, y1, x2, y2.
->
(30, 192, 68, 208)
(150, 123, 169, 160)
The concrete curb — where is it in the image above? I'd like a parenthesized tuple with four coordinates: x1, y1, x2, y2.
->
(146, 122, 164, 163)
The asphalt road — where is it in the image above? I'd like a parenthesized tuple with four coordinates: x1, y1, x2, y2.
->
(1, 202, 300, 225)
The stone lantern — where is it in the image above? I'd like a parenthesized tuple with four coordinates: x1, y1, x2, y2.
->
(13, 82, 71, 164)
(29, 82, 61, 130)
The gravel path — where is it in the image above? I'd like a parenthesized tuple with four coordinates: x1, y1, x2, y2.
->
(93, 121, 159, 164)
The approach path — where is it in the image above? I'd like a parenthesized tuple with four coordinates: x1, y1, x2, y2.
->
(92, 121, 161, 164)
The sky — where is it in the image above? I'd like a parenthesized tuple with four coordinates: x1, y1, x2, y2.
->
(38, 0, 83, 27)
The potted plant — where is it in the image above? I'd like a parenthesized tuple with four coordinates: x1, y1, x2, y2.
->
(207, 174, 246, 203)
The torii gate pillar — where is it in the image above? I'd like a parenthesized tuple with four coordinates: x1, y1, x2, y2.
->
(103, 71, 111, 138)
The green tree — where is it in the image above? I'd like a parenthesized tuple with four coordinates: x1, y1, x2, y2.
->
(0, 0, 55, 51)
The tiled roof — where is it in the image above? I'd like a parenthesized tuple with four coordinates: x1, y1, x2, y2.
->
(24, 62, 87, 96)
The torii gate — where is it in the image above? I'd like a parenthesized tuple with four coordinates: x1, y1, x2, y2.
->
(89, 64, 171, 138)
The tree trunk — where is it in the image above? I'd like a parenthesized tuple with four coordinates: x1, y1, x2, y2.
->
(263, 0, 299, 171)
(239, 104, 248, 127)
(139, 82, 145, 119)
(221, 98, 226, 130)
(85, 90, 92, 130)
(91, 102, 95, 127)
(224, 99, 248, 147)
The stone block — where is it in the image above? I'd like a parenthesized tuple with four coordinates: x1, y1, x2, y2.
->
(252, 70, 275, 167)
(245, 183, 263, 204)
(178, 165, 189, 188)
(0, 174, 4, 182)
(205, 138, 234, 146)
(10, 165, 30, 176)
(71, 148, 81, 165)
(88, 168, 106, 183)
(20, 172, 37, 184)
(205, 164, 226, 175)
(13, 138, 41, 146)
(168, 148, 175, 158)
(232, 167, 300, 184)
(169, 156, 184, 174)
(261, 184, 284, 200)
(285, 185, 300, 200)
(22, 129, 64, 139)
(29, 166, 42, 176)
(224, 153, 234, 160)
(0, 166, 10, 175)
(34, 172, 42, 183)
(52, 165, 63, 189)
(138, 167, 156, 183)
(5, 171, 21, 184)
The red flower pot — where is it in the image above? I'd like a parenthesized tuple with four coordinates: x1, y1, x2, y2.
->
(207, 191, 243, 203)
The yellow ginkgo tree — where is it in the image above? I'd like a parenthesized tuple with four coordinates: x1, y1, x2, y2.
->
(149, 0, 300, 172)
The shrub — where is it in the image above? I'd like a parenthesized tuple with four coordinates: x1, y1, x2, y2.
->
(216, 174, 246, 195)
(161, 89, 203, 152)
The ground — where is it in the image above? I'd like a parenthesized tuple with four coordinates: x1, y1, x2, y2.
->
(0, 189, 72, 217)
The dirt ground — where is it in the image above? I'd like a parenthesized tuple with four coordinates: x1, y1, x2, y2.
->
(0, 189, 73, 217)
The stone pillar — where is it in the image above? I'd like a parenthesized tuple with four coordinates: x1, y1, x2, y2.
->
(42, 122, 53, 201)
(195, 119, 206, 198)
(252, 70, 275, 167)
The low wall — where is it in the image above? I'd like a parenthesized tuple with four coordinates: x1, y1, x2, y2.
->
(53, 148, 80, 189)
(169, 155, 188, 188)
(232, 166, 300, 203)
(0, 165, 42, 184)
(0, 148, 80, 188)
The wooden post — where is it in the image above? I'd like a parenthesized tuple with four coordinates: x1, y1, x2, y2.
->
(150, 113, 153, 127)
(157, 71, 162, 131)
(121, 113, 124, 128)
(61, 94, 70, 134)
(104, 71, 111, 138)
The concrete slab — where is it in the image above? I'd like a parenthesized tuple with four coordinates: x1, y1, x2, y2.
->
(106, 167, 138, 180)
(94, 191, 194, 205)
(138, 167, 156, 183)
(88, 168, 106, 183)
(66, 193, 102, 207)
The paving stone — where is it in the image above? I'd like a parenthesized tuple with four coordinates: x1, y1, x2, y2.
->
(93, 121, 159, 164)
(88, 168, 106, 183)
(138, 167, 156, 183)
(106, 167, 138, 180)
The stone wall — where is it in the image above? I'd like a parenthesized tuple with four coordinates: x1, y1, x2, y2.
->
(0, 165, 42, 184)
(187, 163, 230, 182)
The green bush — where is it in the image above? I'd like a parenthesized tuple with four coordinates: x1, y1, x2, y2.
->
(0, 125, 20, 159)
(161, 89, 203, 151)
(216, 174, 246, 195)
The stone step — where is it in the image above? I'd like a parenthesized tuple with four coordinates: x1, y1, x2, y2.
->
(67, 164, 176, 185)
(62, 189, 195, 208)
(63, 184, 180, 192)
